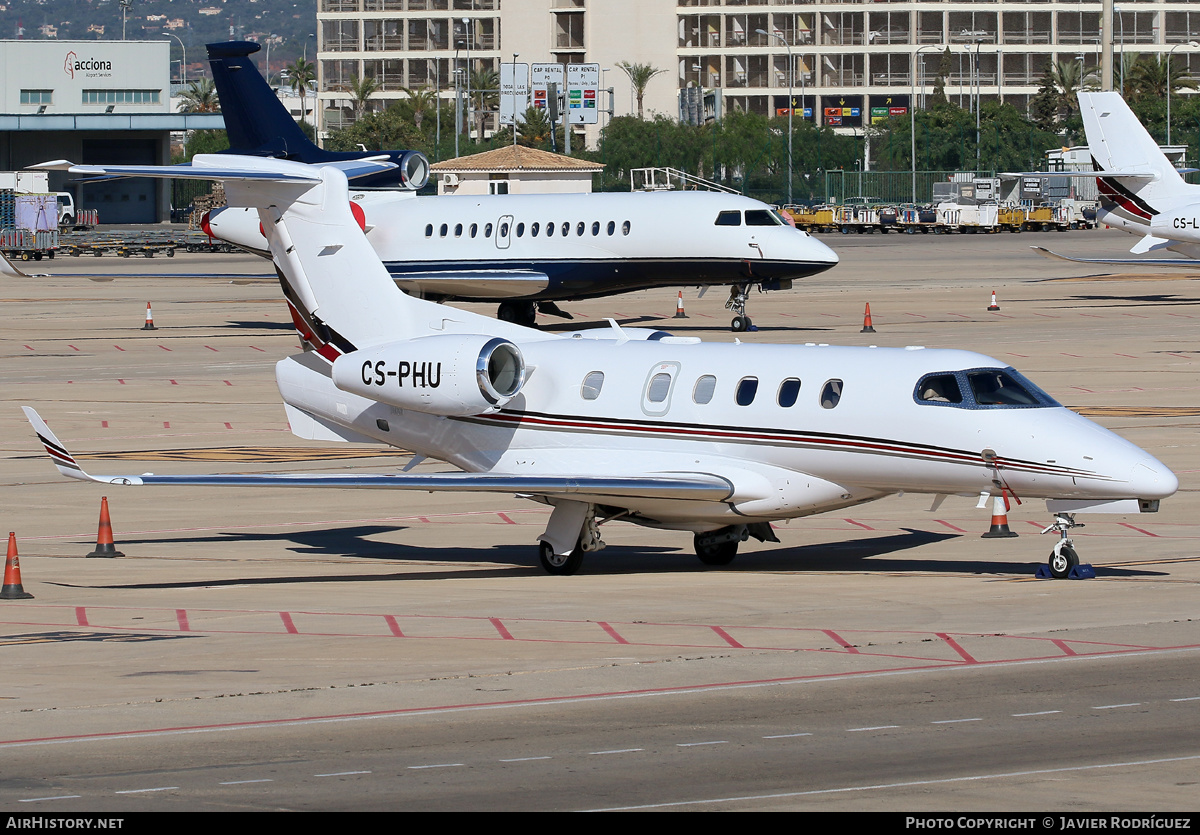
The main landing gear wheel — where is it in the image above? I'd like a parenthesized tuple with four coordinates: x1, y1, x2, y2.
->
(694, 534, 738, 566)
(497, 301, 538, 328)
(539, 540, 584, 576)
(725, 283, 756, 332)
(1048, 544, 1079, 580)
(731, 315, 753, 332)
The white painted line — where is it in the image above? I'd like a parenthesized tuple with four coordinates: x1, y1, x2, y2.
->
(19, 795, 82, 802)
(1170, 696, 1200, 702)
(499, 757, 553, 762)
(847, 725, 899, 732)
(219, 779, 274, 785)
(931, 718, 982, 724)
(408, 763, 464, 770)
(583, 752, 1200, 811)
(315, 771, 371, 777)
(1013, 710, 1061, 717)
(589, 748, 643, 755)
(763, 733, 812, 739)
(677, 740, 728, 747)
(1093, 703, 1141, 710)
(115, 786, 178, 794)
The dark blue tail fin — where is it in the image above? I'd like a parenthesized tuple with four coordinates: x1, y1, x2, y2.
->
(206, 41, 430, 189)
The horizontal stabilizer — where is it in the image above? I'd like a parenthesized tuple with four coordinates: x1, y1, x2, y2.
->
(31, 157, 397, 184)
(1030, 246, 1200, 270)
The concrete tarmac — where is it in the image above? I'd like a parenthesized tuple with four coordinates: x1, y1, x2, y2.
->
(0, 227, 1197, 811)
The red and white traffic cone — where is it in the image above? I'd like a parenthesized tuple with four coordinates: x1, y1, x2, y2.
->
(981, 489, 1019, 538)
(87, 497, 125, 558)
(674, 291, 688, 319)
(987, 290, 1000, 312)
(142, 302, 157, 330)
(1, 533, 33, 600)
(860, 302, 876, 333)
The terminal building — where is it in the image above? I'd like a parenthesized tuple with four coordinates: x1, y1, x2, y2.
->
(315, 0, 1200, 145)
(0, 40, 223, 223)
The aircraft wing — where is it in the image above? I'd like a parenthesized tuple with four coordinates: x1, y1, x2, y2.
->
(1000, 170, 1158, 180)
(31, 157, 398, 184)
(391, 270, 552, 300)
(24, 408, 733, 503)
(1030, 246, 1200, 270)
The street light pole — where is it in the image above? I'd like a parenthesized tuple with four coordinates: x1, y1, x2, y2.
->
(161, 32, 187, 87)
(759, 28, 793, 206)
(912, 45, 943, 204)
(512, 52, 520, 149)
(1167, 41, 1198, 146)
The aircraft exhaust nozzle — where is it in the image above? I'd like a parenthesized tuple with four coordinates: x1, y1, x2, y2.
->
(398, 151, 430, 191)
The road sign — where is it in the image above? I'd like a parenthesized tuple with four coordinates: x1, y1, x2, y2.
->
(499, 61, 529, 126)
(531, 63, 565, 119)
(566, 63, 600, 125)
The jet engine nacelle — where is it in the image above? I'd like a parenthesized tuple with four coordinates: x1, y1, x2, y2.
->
(330, 335, 526, 416)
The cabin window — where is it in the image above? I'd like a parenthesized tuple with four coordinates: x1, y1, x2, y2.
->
(745, 209, 781, 226)
(736, 377, 759, 406)
(777, 378, 801, 407)
(916, 374, 964, 405)
(591, 221, 601, 236)
(581, 371, 604, 401)
(424, 224, 433, 237)
(469, 223, 478, 238)
(546, 222, 555, 237)
(454, 223, 463, 237)
(562, 222, 570, 236)
(715, 211, 741, 226)
(577, 222, 585, 236)
(647, 373, 672, 403)
(622, 220, 631, 236)
(693, 375, 717, 404)
(820, 379, 843, 409)
(607, 221, 616, 236)
(531, 222, 540, 237)
(516, 222, 525, 237)
(485, 223, 493, 237)
(439, 223, 448, 237)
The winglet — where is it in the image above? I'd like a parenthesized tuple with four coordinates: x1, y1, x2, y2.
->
(1, 250, 29, 279)
(22, 407, 94, 481)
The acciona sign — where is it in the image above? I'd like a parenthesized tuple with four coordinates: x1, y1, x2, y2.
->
(63, 51, 114, 79)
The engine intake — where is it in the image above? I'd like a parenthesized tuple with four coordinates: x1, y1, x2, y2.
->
(331, 335, 525, 416)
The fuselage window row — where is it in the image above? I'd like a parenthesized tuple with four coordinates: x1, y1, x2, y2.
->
(425, 220, 631, 240)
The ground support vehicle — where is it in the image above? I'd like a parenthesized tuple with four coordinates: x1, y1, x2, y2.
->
(1, 190, 58, 260)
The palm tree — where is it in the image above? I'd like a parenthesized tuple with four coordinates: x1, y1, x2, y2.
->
(398, 86, 437, 130)
(515, 105, 562, 150)
(1049, 59, 1097, 118)
(1126, 54, 1198, 102)
(341, 75, 380, 122)
(285, 57, 316, 124)
(470, 66, 499, 140)
(177, 77, 220, 113)
(617, 61, 665, 120)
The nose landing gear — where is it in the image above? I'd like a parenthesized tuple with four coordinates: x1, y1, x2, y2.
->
(726, 283, 756, 332)
(1040, 513, 1085, 579)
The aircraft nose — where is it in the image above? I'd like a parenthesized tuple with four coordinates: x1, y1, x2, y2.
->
(1130, 456, 1178, 500)
(810, 236, 839, 266)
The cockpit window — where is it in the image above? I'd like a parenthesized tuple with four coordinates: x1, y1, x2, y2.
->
(914, 368, 1059, 409)
(744, 209, 781, 226)
(715, 211, 741, 226)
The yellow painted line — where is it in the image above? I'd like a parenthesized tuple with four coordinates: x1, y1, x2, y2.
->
(1070, 406, 1200, 418)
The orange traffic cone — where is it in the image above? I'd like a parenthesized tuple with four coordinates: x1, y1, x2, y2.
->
(142, 302, 157, 330)
(860, 302, 876, 333)
(988, 290, 1000, 312)
(87, 496, 125, 558)
(2, 532, 34, 599)
(674, 291, 688, 319)
(981, 489, 1019, 538)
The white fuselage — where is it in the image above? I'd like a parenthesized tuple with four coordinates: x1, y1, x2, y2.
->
(278, 338, 1176, 532)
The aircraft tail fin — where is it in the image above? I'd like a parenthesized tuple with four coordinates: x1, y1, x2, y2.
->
(207, 41, 317, 159)
(1079, 91, 1190, 214)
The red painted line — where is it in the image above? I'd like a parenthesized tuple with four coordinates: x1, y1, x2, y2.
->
(75, 607, 88, 627)
(176, 610, 190, 631)
(1060, 353, 1083, 358)
(418, 516, 431, 524)
(1168, 353, 1191, 358)
(224, 380, 232, 386)
(169, 380, 178, 386)
(934, 519, 966, 533)
(69, 345, 79, 351)
(1115, 353, 1137, 359)
(224, 423, 233, 430)
(822, 629, 860, 654)
(117, 379, 125, 385)
(1050, 639, 1078, 657)
(844, 518, 875, 530)
(279, 612, 298, 634)
(205, 345, 219, 352)
(989, 312, 1014, 318)
(1025, 521, 1044, 528)
(496, 513, 517, 525)
(1030, 312, 1057, 318)
(489, 617, 514, 640)
(384, 615, 404, 638)
(1070, 386, 1094, 393)
(100, 421, 109, 429)
(779, 312, 797, 318)
(1118, 522, 1158, 537)
(711, 626, 744, 649)
(23, 345, 33, 351)
(904, 312, 928, 318)
(597, 622, 630, 644)
(1005, 353, 1029, 358)
(1079, 313, 1103, 318)
(163, 422, 170, 429)
(114, 345, 125, 351)
(159, 345, 172, 351)
(937, 633, 977, 663)
(250, 346, 266, 352)
(1121, 313, 1149, 319)
(1166, 313, 1194, 318)
(820, 313, 840, 318)
(67, 380, 73, 384)
(950, 312, 971, 318)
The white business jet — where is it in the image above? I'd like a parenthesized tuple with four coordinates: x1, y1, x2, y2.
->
(1033, 91, 1200, 269)
(201, 187, 837, 332)
(24, 154, 1177, 578)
